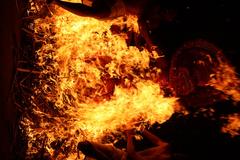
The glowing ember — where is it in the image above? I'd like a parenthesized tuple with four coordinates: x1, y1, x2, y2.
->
(21, 4, 179, 159)
(222, 114, 240, 137)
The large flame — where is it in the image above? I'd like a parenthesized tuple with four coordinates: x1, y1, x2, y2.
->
(21, 1, 240, 159)
(21, 4, 179, 159)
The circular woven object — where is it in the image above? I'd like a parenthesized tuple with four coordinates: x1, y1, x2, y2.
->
(169, 39, 225, 96)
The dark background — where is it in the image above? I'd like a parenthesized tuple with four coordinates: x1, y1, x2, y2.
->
(1, 0, 239, 159)
(0, 0, 18, 159)
(146, 0, 240, 71)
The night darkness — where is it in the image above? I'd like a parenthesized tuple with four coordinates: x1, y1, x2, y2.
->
(1, 0, 240, 159)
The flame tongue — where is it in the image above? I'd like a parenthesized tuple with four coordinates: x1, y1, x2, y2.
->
(71, 80, 177, 140)
(22, 6, 179, 158)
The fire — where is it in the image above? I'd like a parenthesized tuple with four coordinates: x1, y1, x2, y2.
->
(21, 4, 179, 159)
(21, 1, 240, 159)
(222, 114, 240, 137)
(207, 49, 240, 137)
(208, 54, 240, 102)
(73, 81, 176, 138)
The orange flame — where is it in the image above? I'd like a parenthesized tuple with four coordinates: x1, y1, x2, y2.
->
(208, 55, 240, 102)
(22, 5, 179, 159)
(222, 114, 240, 137)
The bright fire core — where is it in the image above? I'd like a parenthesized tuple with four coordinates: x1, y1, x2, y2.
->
(21, 4, 180, 159)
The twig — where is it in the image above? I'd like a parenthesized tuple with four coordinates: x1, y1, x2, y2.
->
(17, 67, 41, 74)
(21, 15, 40, 20)
(15, 0, 20, 14)
(15, 102, 25, 112)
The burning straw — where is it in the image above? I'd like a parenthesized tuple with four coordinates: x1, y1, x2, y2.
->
(16, 0, 180, 159)
(14, 0, 240, 159)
